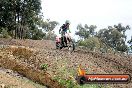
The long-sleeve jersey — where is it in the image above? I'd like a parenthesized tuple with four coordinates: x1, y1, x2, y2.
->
(59, 24, 71, 33)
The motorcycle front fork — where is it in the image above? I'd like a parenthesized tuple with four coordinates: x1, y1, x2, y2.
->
(61, 36, 69, 47)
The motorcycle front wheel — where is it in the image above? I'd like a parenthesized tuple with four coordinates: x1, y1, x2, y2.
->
(68, 40, 75, 52)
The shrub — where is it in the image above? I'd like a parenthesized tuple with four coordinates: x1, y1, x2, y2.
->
(78, 37, 100, 50)
(0, 28, 11, 38)
(53, 76, 77, 88)
(40, 63, 48, 71)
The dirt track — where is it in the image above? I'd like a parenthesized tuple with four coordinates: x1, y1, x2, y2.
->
(0, 67, 46, 88)
(0, 38, 132, 88)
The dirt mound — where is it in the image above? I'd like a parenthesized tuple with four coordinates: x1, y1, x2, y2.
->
(0, 38, 132, 88)
(0, 46, 65, 88)
(0, 67, 46, 88)
(0, 38, 55, 49)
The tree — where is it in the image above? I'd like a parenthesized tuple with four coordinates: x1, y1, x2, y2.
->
(41, 19, 59, 40)
(128, 36, 132, 51)
(76, 24, 97, 39)
(31, 29, 46, 40)
(45, 31, 57, 40)
(0, 27, 10, 38)
(42, 19, 59, 32)
(78, 37, 100, 50)
(0, 0, 42, 39)
(88, 25, 97, 36)
(97, 23, 130, 52)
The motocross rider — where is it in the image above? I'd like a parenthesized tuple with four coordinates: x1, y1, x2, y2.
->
(59, 21, 71, 47)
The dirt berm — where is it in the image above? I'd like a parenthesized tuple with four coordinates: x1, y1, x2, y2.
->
(0, 38, 132, 88)
(0, 45, 65, 88)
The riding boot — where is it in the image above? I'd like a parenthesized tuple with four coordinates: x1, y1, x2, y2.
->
(61, 37, 64, 47)
(64, 37, 68, 47)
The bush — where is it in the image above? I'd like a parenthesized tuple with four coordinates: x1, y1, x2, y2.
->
(78, 37, 100, 50)
(31, 29, 46, 40)
(0, 28, 11, 38)
(116, 44, 128, 52)
(53, 76, 77, 88)
(40, 63, 48, 71)
(44, 31, 57, 40)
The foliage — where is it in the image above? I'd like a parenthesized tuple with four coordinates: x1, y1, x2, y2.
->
(76, 23, 130, 53)
(53, 76, 77, 88)
(116, 44, 128, 52)
(31, 29, 46, 40)
(79, 84, 104, 88)
(40, 63, 48, 71)
(0, 28, 11, 38)
(0, 0, 42, 28)
(128, 36, 132, 51)
(45, 31, 57, 40)
(0, 0, 58, 40)
(78, 37, 100, 50)
(97, 23, 130, 52)
(52, 58, 105, 88)
(0, 0, 44, 39)
(75, 24, 97, 39)
(42, 19, 59, 32)
(75, 24, 90, 39)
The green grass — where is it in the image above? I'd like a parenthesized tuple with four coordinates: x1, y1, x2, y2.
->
(52, 58, 112, 88)
(40, 63, 48, 71)
(79, 84, 103, 88)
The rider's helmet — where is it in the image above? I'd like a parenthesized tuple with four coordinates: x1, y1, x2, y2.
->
(65, 20, 70, 25)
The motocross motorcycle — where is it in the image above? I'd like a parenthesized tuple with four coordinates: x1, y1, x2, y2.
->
(55, 33, 75, 52)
